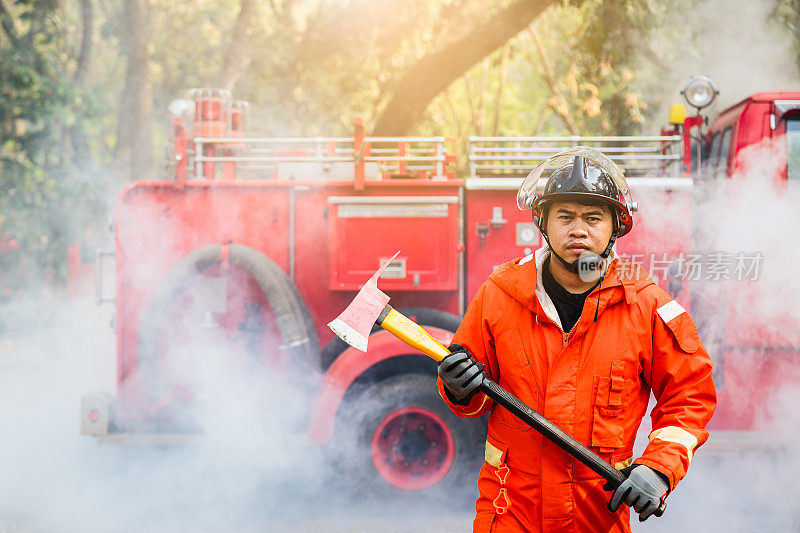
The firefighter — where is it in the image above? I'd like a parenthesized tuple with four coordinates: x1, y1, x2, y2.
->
(437, 147, 716, 532)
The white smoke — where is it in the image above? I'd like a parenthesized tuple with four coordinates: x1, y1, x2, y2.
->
(3, 1, 798, 530)
(647, 0, 800, 131)
(0, 292, 474, 532)
(628, 143, 800, 531)
(630, 5, 800, 524)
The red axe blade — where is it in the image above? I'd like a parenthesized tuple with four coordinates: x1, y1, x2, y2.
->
(327, 251, 400, 352)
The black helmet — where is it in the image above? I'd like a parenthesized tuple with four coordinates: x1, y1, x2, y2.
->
(517, 147, 636, 237)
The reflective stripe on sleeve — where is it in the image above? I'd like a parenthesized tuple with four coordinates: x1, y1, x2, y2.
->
(614, 457, 633, 470)
(657, 300, 686, 323)
(649, 426, 699, 461)
(463, 394, 490, 416)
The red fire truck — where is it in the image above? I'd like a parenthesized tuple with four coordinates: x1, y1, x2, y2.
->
(81, 83, 800, 494)
(692, 90, 800, 438)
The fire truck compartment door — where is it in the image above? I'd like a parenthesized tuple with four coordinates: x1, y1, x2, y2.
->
(327, 196, 459, 291)
(278, 161, 380, 181)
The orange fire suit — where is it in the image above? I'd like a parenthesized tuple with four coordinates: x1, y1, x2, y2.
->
(438, 248, 716, 532)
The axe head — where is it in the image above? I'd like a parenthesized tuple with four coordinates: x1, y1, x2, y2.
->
(327, 251, 400, 352)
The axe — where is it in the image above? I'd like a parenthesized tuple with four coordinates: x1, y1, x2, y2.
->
(328, 251, 666, 519)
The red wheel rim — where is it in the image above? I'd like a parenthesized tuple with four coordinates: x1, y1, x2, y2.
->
(370, 407, 455, 491)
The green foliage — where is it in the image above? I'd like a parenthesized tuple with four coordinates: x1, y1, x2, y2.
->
(0, 0, 106, 297)
(2, 0, 791, 298)
(774, 0, 800, 67)
(233, 0, 453, 135)
(419, 1, 689, 144)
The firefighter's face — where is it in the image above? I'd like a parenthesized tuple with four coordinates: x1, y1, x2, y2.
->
(545, 201, 614, 262)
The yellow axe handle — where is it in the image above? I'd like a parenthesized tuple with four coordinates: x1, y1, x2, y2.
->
(377, 306, 451, 362)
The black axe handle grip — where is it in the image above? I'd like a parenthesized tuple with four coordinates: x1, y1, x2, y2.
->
(373, 305, 665, 518)
(480, 378, 666, 518)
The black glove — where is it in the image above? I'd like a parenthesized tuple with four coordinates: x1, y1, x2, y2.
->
(437, 344, 485, 405)
(605, 464, 669, 522)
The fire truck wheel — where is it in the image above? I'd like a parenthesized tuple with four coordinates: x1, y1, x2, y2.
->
(319, 307, 461, 371)
(334, 374, 478, 500)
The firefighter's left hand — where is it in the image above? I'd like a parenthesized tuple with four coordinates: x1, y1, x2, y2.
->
(606, 464, 669, 521)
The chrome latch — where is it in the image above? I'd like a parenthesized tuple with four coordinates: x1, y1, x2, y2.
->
(490, 206, 507, 229)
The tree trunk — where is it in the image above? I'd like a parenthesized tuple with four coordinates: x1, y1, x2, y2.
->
(73, 0, 93, 85)
(217, 0, 257, 91)
(372, 0, 557, 136)
(70, 0, 93, 166)
(0, 0, 21, 48)
(113, 0, 152, 186)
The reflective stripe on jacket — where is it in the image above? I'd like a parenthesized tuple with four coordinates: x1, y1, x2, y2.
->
(438, 248, 717, 532)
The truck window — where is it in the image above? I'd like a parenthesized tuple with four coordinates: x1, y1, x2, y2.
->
(704, 132, 722, 176)
(717, 126, 733, 177)
(788, 118, 800, 181)
(692, 140, 702, 173)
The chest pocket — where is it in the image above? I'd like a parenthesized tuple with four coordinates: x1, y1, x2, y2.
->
(591, 360, 626, 452)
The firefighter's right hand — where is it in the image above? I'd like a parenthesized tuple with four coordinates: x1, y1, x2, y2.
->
(438, 345, 485, 404)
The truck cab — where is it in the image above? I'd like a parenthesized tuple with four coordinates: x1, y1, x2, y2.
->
(704, 92, 800, 182)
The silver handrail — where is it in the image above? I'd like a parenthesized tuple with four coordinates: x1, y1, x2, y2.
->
(189, 136, 451, 180)
(468, 135, 682, 179)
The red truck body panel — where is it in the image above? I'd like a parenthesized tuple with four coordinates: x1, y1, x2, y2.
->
(114, 178, 462, 418)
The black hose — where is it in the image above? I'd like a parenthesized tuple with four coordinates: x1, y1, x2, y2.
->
(137, 243, 319, 418)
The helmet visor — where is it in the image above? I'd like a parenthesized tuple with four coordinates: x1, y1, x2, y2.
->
(516, 146, 630, 210)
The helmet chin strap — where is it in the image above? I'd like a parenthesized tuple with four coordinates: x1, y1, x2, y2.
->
(544, 231, 618, 276)
(591, 233, 617, 322)
(545, 235, 581, 274)
(542, 230, 618, 324)
(595, 232, 618, 265)
(538, 204, 619, 276)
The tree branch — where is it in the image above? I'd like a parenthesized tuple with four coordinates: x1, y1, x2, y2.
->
(372, 0, 558, 136)
(491, 43, 510, 137)
(217, 0, 256, 91)
(607, 1, 667, 71)
(0, 0, 22, 47)
(527, 28, 578, 135)
(73, 0, 94, 84)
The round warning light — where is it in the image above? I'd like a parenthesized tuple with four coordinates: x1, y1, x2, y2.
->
(88, 409, 100, 423)
(681, 75, 718, 110)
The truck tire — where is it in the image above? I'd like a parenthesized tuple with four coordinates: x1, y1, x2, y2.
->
(396, 307, 462, 334)
(333, 374, 479, 500)
(137, 243, 319, 427)
(319, 307, 461, 370)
